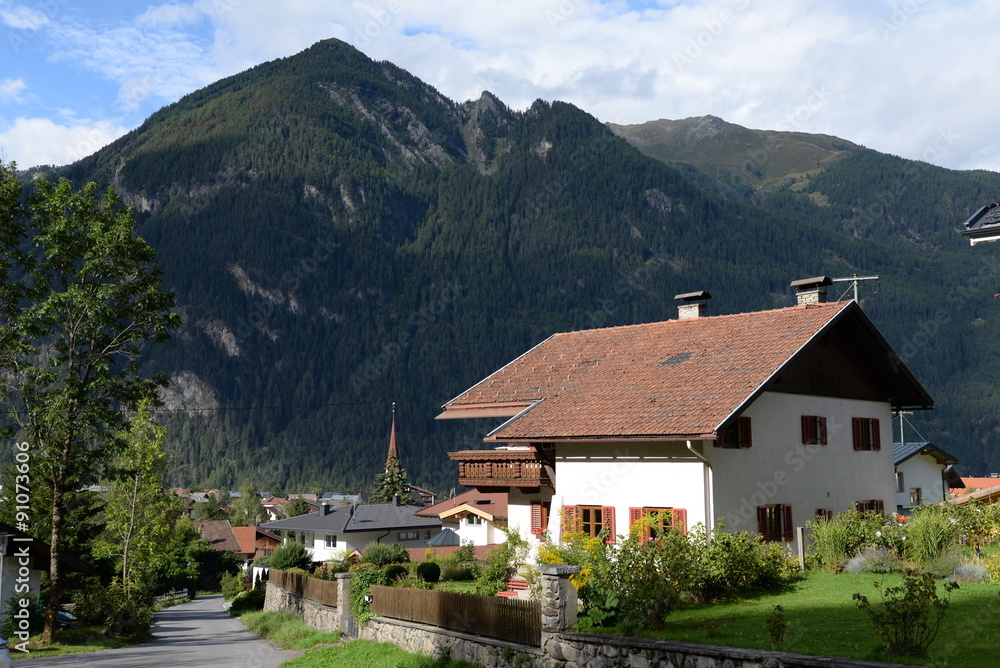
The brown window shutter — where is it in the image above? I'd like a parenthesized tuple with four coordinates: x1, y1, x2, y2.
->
(801, 415, 811, 444)
(671, 508, 687, 535)
(872, 418, 881, 451)
(819, 417, 828, 445)
(530, 501, 543, 534)
(561, 505, 578, 536)
(756, 506, 768, 536)
(602, 506, 616, 544)
(628, 507, 643, 528)
(740, 416, 752, 448)
(876, 500, 885, 515)
(782, 505, 794, 542)
(852, 417, 863, 450)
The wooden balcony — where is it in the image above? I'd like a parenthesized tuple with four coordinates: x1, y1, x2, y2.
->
(448, 448, 555, 491)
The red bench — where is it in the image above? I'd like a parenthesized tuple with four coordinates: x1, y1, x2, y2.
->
(496, 578, 531, 598)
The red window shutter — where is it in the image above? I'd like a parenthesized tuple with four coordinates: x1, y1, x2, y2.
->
(740, 416, 752, 448)
(629, 507, 645, 539)
(602, 506, 616, 544)
(756, 506, 768, 536)
(530, 501, 543, 534)
(872, 418, 881, 451)
(801, 415, 813, 445)
(782, 505, 794, 542)
(671, 508, 687, 535)
(852, 417, 863, 450)
(561, 505, 578, 536)
(818, 417, 828, 445)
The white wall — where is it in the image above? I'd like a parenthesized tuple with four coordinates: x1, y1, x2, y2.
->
(896, 455, 946, 510)
(295, 528, 440, 562)
(711, 392, 896, 549)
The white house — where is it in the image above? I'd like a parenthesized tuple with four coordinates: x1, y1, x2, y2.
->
(892, 441, 963, 512)
(416, 489, 508, 546)
(260, 496, 442, 562)
(443, 278, 935, 557)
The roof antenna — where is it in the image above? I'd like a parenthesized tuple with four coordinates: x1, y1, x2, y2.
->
(831, 274, 879, 304)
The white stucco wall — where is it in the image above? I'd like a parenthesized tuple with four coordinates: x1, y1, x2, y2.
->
(711, 392, 896, 546)
(296, 528, 439, 562)
(896, 455, 946, 510)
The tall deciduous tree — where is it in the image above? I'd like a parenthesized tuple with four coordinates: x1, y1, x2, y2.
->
(94, 402, 175, 601)
(229, 481, 267, 527)
(0, 170, 179, 643)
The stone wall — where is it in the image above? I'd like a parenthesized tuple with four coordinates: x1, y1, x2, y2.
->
(263, 579, 341, 633)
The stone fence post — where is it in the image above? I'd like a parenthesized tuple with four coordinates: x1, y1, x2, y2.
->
(335, 572, 354, 636)
(537, 564, 580, 633)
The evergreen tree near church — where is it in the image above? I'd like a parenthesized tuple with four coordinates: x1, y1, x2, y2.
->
(370, 404, 412, 504)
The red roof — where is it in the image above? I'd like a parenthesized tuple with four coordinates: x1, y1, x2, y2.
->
(194, 520, 243, 553)
(417, 489, 508, 519)
(444, 302, 856, 440)
(952, 477, 1000, 493)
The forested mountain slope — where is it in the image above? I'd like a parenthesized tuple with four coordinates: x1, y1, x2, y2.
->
(31, 39, 1000, 492)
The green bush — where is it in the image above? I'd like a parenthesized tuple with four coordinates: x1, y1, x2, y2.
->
(229, 588, 266, 616)
(610, 520, 692, 631)
(853, 572, 959, 657)
(474, 529, 528, 596)
(271, 541, 313, 571)
(72, 580, 153, 638)
(415, 561, 441, 583)
(348, 568, 390, 622)
(806, 509, 888, 571)
(221, 571, 247, 600)
(385, 564, 409, 582)
(441, 565, 476, 581)
(361, 541, 410, 567)
(687, 526, 795, 602)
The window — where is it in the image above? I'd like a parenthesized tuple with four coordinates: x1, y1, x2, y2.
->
(398, 531, 418, 541)
(909, 488, 922, 506)
(628, 507, 688, 538)
(801, 415, 828, 445)
(851, 417, 881, 451)
(895, 471, 905, 493)
(814, 508, 834, 521)
(466, 515, 484, 525)
(716, 416, 752, 449)
(855, 499, 885, 515)
(530, 501, 550, 535)
(324, 534, 337, 548)
(756, 504, 793, 542)
(562, 505, 615, 544)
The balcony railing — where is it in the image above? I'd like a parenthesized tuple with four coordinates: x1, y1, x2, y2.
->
(448, 449, 554, 489)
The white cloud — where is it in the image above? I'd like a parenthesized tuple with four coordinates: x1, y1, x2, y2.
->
(136, 3, 205, 29)
(0, 78, 27, 103)
(0, 1, 51, 30)
(0, 117, 129, 169)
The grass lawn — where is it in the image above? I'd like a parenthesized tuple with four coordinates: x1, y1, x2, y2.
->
(239, 610, 341, 651)
(611, 572, 999, 667)
(9, 626, 147, 660)
(278, 639, 483, 668)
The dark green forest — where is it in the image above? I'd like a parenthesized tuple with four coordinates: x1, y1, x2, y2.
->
(23, 38, 1000, 494)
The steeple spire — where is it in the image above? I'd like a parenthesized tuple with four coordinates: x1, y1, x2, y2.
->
(386, 402, 399, 467)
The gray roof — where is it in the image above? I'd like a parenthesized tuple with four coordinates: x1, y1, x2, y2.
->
(893, 441, 961, 466)
(260, 500, 441, 534)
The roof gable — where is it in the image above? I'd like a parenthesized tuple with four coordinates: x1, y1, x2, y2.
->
(441, 301, 932, 441)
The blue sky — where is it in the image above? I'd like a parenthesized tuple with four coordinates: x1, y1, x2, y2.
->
(2, 0, 998, 172)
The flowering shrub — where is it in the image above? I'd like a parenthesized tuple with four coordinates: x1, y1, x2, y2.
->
(984, 552, 1000, 581)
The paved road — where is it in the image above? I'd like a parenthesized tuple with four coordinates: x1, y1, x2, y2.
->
(17, 595, 302, 668)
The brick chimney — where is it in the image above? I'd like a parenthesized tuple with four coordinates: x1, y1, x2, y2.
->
(790, 276, 832, 306)
(674, 291, 711, 319)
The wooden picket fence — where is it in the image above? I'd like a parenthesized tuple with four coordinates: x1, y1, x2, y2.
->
(269, 569, 338, 607)
(369, 585, 541, 646)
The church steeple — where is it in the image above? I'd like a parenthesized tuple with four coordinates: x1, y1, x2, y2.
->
(386, 402, 399, 468)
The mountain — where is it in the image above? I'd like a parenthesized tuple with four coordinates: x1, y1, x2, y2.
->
(32, 39, 1000, 494)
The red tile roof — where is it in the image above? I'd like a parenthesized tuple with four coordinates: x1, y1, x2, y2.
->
(443, 301, 871, 440)
(416, 490, 508, 519)
(951, 477, 1000, 493)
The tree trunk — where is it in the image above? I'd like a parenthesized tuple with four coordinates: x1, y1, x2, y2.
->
(42, 482, 62, 645)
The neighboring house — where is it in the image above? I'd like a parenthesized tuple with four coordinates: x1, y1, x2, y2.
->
(0, 522, 88, 617)
(194, 520, 254, 563)
(232, 526, 282, 561)
(959, 202, 1000, 245)
(416, 490, 508, 546)
(947, 476, 1000, 506)
(260, 496, 443, 562)
(892, 441, 963, 512)
(443, 279, 935, 556)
